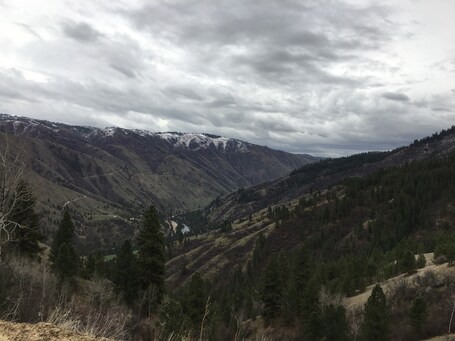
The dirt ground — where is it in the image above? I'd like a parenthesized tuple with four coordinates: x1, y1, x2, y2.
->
(0, 320, 112, 341)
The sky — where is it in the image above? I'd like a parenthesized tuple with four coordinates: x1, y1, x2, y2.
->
(0, 0, 454, 156)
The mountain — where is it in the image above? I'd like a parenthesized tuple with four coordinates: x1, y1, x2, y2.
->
(167, 124, 455, 286)
(0, 113, 317, 251)
(2, 117, 455, 340)
(165, 125, 455, 340)
(202, 125, 455, 225)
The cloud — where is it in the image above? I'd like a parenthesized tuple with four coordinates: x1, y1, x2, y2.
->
(0, 0, 454, 157)
(382, 92, 410, 102)
(432, 107, 452, 112)
(62, 21, 102, 42)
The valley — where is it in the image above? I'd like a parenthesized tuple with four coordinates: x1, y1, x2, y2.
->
(1, 117, 455, 340)
(0, 113, 316, 253)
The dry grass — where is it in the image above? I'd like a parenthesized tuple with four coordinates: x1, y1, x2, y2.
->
(343, 254, 454, 312)
(166, 213, 275, 288)
(0, 257, 131, 340)
(423, 334, 455, 341)
(0, 320, 114, 341)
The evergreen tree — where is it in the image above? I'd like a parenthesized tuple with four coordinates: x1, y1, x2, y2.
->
(261, 255, 284, 321)
(400, 250, 417, 275)
(10, 180, 43, 258)
(160, 296, 186, 336)
(50, 210, 75, 263)
(361, 285, 389, 341)
(54, 242, 78, 279)
(321, 304, 349, 341)
(50, 210, 78, 279)
(290, 245, 311, 315)
(137, 205, 165, 307)
(304, 310, 322, 340)
(182, 272, 207, 329)
(416, 254, 426, 269)
(410, 296, 428, 336)
(301, 277, 320, 318)
(113, 239, 139, 304)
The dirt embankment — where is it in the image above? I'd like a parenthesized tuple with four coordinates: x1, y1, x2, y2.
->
(0, 320, 113, 341)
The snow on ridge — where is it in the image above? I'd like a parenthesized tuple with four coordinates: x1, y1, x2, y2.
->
(155, 132, 250, 152)
(131, 129, 250, 152)
(102, 127, 117, 137)
(81, 126, 118, 138)
(0, 114, 250, 152)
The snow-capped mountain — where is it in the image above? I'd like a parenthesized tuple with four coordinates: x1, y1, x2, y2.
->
(0, 114, 252, 153)
(0, 113, 317, 220)
(138, 132, 250, 153)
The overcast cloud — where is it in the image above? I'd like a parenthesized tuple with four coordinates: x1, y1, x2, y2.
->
(0, 0, 454, 156)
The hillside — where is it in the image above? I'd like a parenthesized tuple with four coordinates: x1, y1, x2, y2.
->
(0, 113, 316, 252)
(201, 126, 455, 225)
(1, 125, 455, 340)
(163, 126, 455, 340)
(166, 126, 455, 287)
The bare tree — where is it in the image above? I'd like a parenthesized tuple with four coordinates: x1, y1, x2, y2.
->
(349, 308, 364, 341)
(449, 291, 455, 334)
(199, 296, 211, 341)
(0, 139, 29, 261)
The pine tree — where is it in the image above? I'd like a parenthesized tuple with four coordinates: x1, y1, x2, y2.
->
(361, 285, 389, 341)
(290, 245, 311, 316)
(322, 304, 349, 341)
(400, 250, 417, 275)
(410, 296, 428, 336)
(50, 210, 75, 263)
(183, 272, 207, 329)
(113, 239, 139, 304)
(10, 180, 43, 258)
(416, 253, 426, 269)
(137, 205, 165, 307)
(54, 242, 78, 279)
(261, 255, 284, 321)
(50, 210, 78, 279)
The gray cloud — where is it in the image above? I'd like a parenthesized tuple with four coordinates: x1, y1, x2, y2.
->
(432, 107, 453, 112)
(0, 0, 454, 157)
(382, 92, 410, 102)
(62, 21, 102, 42)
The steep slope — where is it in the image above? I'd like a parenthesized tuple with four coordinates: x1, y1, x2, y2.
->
(165, 128, 455, 340)
(0, 113, 316, 251)
(203, 125, 455, 224)
(167, 126, 455, 287)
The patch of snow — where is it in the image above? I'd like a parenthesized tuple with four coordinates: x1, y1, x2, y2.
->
(181, 224, 191, 234)
(102, 127, 117, 137)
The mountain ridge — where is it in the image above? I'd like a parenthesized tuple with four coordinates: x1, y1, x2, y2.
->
(199, 125, 455, 225)
(0, 113, 280, 154)
(0, 113, 318, 252)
